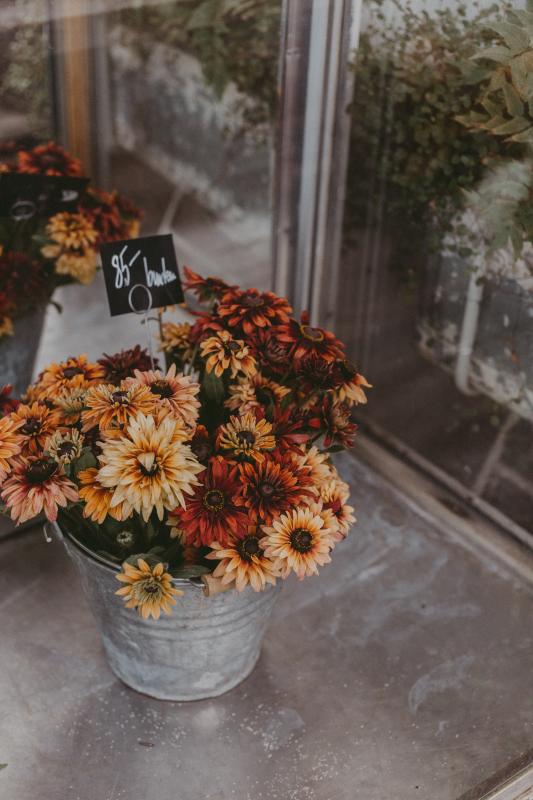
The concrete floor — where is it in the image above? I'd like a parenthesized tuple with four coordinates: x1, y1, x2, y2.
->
(1, 453, 532, 800)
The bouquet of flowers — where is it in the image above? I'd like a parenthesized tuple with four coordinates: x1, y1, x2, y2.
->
(0, 141, 141, 339)
(0, 271, 369, 619)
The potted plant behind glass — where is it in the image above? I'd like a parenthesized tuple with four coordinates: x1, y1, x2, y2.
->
(0, 271, 369, 700)
(0, 140, 142, 397)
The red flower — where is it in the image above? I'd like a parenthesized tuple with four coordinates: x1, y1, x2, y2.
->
(0, 385, 19, 416)
(217, 288, 292, 335)
(0, 251, 49, 313)
(277, 311, 344, 364)
(296, 355, 344, 395)
(270, 408, 308, 454)
(190, 425, 214, 464)
(80, 188, 141, 244)
(176, 457, 248, 546)
(183, 266, 236, 303)
(253, 327, 292, 375)
(239, 455, 314, 524)
(17, 142, 82, 177)
(97, 346, 158, 384)
(308, 396, 357, 448)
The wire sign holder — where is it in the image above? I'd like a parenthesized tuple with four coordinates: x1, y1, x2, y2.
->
(100, 234, 184, 364)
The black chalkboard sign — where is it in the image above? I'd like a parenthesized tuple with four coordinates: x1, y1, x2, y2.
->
(0, 172, 89, 220)
(100, 234, 184, 316)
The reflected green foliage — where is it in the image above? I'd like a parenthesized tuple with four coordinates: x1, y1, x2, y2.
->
(346, 0, 533, 283)
(0, 0, 53, 138)
(113, 0, 280, 137)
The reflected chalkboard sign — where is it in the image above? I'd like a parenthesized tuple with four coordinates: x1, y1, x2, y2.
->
(100, 234, 184, 317)
(0, 172, 89, 220)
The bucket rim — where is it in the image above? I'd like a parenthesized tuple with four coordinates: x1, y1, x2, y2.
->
(46, 520, 205, 590)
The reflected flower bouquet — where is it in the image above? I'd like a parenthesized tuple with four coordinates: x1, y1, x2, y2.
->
(0, 141, 141, 339)
(0, 272, 370, 619)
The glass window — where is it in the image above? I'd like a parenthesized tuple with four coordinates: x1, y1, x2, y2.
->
(337, 0, 533, 537)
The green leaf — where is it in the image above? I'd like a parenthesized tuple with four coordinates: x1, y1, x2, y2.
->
(124, 552, 165, 569)
(492, 117, 530, 135)
(502, 81, 525, 116)
(486, 22, 529, 54)
(202, 370, 225, 404)
(472, 46, 511, 65)
(72, 447, 97, 476)
(170, 563, 211, 579)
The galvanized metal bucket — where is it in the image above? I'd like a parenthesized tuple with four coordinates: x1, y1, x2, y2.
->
(0, 305, 47, 397)
(49, 522, 281, 701)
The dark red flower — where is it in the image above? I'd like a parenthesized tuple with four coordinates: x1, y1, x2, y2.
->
(217, 287, 292, 335)
(270, 408, 308, 454)
(176, 457, 248, 546)
(296, 355, 344, 395)
(0, 385, 19, 416)
(253, 327, 292, 375)
(17, 142, 82, 177)
(190, 424, 214, 464)
(277, 311, 345, 364)
(183, 266, 236, 303)
(239, 455, 314, 524)
(97, 346, 158, 384)
(188, 312, 224, 345)
(308, 396, 357, 448)
(0, 251, 49, 313)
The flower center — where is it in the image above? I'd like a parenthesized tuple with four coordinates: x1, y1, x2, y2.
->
(203, 488, 225, 512)
(57, 441, 75, 457)
(150, 380, 173, 399)
(21, 417, 41, 436)
(111, 391, 129, 405)
(236, 430, 256, 446)
(117, 530, 135, 548)
(300, 324, 324, 343)
(244, 294, 264, 308)
(340, 358, 357, 379)
(142, 579, 161, 595)
(290, 528, 313, 552)
(192, 441, 212, 461)
(139, 458, 159, 476)
(238, 535, 261, 561)
(62, 366, 84, 379)
(224, 340, 242, 354)
(259, 481, 275, 498)
(25, 458, 57, 484)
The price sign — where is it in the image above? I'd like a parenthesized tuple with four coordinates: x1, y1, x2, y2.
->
(0, 172, 89, 220)
(100, 234, 184, 317)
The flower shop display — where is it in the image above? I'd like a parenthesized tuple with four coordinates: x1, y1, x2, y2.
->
(0, 271, 369, 699)
(0, 140, 142, 396)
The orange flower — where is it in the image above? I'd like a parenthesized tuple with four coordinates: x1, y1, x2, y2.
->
(35, 355, 104, 399)
(200, 330, 256, 379)
(11, 402, 61, 455)
(333, 360, 371, 406)
(81, 382, 157, 432)
(78, 467, 130, 524)
(0, 415, 22, 482)
(239, 455, 314, 524)
(207, 528, 279, 592)
(115, 559, 182, 619)
(225, 373, 290, 412)
(217, 412, 275, 463)
(1, 456, 78, 523)
(217, 287, 292, 334)
(125, 363, 199, 432)
(261, 506, 334, 580)
(17, 142, 82, 176)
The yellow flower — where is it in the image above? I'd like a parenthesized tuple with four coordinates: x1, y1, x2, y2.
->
(217, 411, 275, 463)
(200, 330, 256, 378)
(115, 559, 183, 619)
(159, 321, 192, 356)
(45, 429, 84, 464)
(55, 249, 97, 284)
(207, 529, 279, 592)
(225, 373, 290, 412)
(0, 316, 13, 338)
(78, 467, 130, 524)
(0, 415, 22, 482)
(261, 506, 334, 580)
(81, 381, 157, 432)
(46, 212, 98, 250)
(125, 363, 200, 432)
(96, 413, 203, 521)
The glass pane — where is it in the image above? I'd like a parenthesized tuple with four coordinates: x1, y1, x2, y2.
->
(338, 0, 533, 535)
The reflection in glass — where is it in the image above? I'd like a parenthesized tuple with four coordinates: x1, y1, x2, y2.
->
(338, 0, 533, 534)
